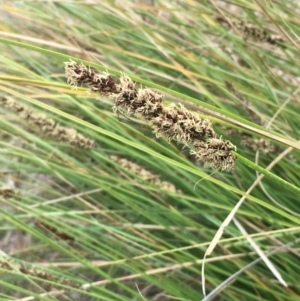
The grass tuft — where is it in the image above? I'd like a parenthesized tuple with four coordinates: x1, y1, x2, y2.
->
(0, 1, 299, 301)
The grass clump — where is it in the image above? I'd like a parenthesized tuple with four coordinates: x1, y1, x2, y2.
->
(0, 1, 299, 301)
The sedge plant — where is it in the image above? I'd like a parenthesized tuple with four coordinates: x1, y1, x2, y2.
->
(0, 1, 299, 301)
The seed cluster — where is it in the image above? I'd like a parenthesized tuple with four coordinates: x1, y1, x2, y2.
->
(216, 16, 285, 47)
(0, 260, 80, 289)
(0, 97, 94, 149)
(0, 187, 16, 198)
(110, 155, 181, 193)
(65, 61, 236, 171)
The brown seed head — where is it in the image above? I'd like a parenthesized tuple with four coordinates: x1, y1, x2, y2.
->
(0, 96, 94, 149)
(110, 155, 181, 193)
(192, 139, 237, 171)
(216, 16, 285, 47)
(65, 60, 120, 95)
(64, 62, 237, 171)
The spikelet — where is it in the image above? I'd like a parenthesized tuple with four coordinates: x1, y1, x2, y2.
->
(0, 96, 94, 149)
(216, 16, 285, 47)
(110, 155, 181, 193)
